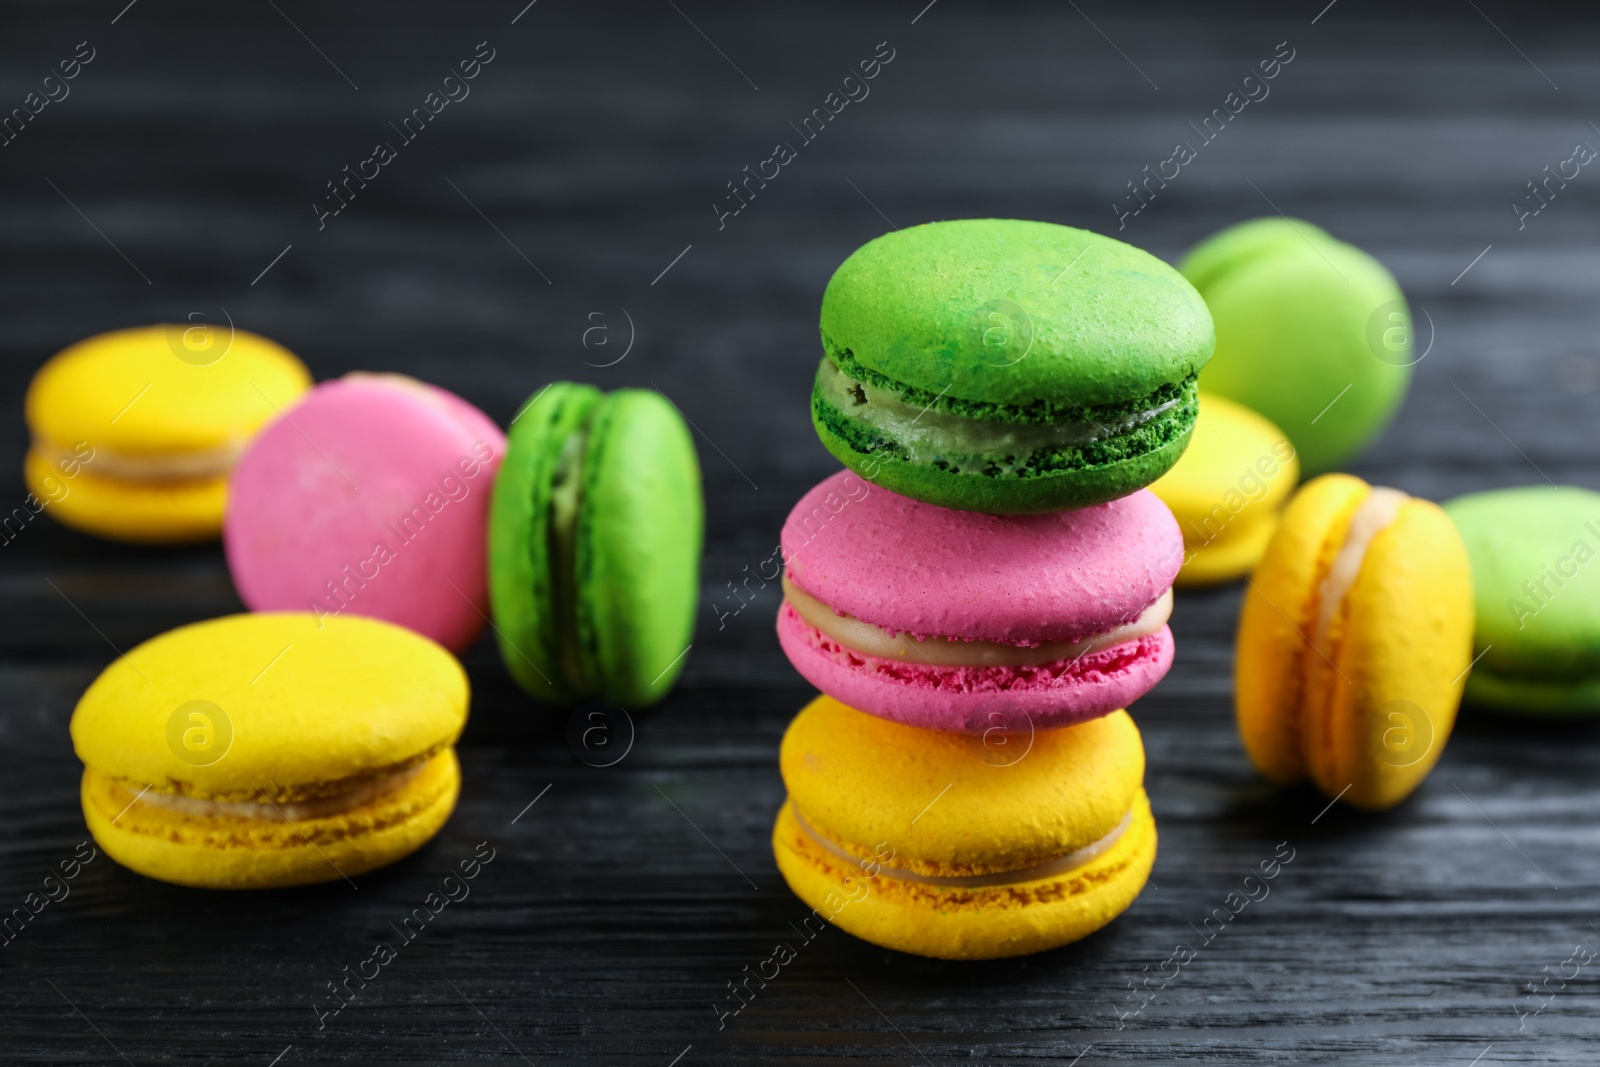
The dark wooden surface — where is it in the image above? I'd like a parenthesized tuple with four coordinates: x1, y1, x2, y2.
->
(4, 2, 1600, 1063)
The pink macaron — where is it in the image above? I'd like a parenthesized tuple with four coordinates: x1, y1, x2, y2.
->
(225, 374, 506, 652)
(775, 469, 1182, 733)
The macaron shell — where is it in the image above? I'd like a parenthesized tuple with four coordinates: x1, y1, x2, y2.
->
(82, 750, 460, 889)
(577, 389, 704, 705)
(224, 376, 506, 653)
(1302, 498, 1473, 810)
(820, 219, 1213, 409)
(25, 325, 311, 458)
(1443, 486, 1600, 713)
(486, 382, 604, 704)
(1183, 219, 1411, 476)
(782, 472, 1182, 643)
(25, 448, 227, 543)
(772, 790, 1156, 960)
(1235, 474, 1368, 784)
(779, 696, 1143, 871)
(70, 612, 468, 800)
(778, 605, 1174, 732)
(1149, 392, 1299, 586)
(812, 403, 1197, 515)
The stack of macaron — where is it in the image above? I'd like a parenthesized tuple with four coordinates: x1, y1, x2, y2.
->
(771, 218, 1214, 959)
(27, 324, 704, 890)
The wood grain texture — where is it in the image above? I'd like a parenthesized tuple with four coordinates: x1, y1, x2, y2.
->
(2, 2, 1599, 1063)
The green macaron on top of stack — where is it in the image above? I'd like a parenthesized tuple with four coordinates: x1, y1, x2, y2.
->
(1444, 485, 1600, 715)
(1180, 217, 1412, 477)
(814, 218, 1214, 514)
(488, 382, 703, 707)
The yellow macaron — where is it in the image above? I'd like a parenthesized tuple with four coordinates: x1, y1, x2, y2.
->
(1235, 474, 1474, 811)
(25, 324, 311, 543)
(1150, 392, 1299, 586)
(772, 695, 1155, 960)
(70, 612, 468, 889)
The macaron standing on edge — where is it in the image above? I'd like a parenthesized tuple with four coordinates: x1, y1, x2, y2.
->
(488, 382, 703, 707)
(24, 324, 311, 543)
(71, 613, 469, 889)
(1181, 217, 1413, 477)
(1444, 485, 1600, 714)
(225, 373, 506, 654)
(773, 696, 1156, 960)
(814, 218, 1214, 514)
(1236, 473, 1474, 810)
(776, 470, 1183, 733)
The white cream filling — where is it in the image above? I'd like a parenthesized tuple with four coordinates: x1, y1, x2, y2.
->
(794, 804, 1132, 889)
(133, 761, 428, 822)
(784, 574, 1171, 668)
(1313, 487, 1409, 648)
(816, 357, 1181, 467)
(34, 436, 241, 482)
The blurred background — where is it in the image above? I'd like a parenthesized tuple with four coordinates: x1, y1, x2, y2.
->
(4, 2, 1599, 1064)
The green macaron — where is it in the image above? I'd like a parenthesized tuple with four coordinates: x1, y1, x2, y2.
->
(813, 218, 1214, 514)
(1444, 486, 1600, 715)
(488, 383, 703, 707)
(1180, 217, 1413, 477)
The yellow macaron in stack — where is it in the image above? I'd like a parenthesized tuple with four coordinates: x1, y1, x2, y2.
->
(25, 324, 311, 543)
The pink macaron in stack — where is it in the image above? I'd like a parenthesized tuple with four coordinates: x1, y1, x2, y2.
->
(780, 470, 1184, 739)
(775, 470, 1183, 738)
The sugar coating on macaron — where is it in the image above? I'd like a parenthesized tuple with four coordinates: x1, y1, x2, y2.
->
(776, 469, 1182, 733)
(70, 612, 468, 889)
(772, 695, 1156, 959)
(1236, 474, 1474, 810)
(1181, 217, 1412, 477)
(225, 374, 505, 653)
(814, 218, 1214, 513)
(1444, 486, 1600, 714)
(24, 324, 311, 542)
(1149, 392, 1299, 586)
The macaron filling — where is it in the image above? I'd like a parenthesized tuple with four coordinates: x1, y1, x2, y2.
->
(782, 573, 1172, 669)
(792, 804, 1133, 889)
(116, 754, 438, 822)
(548, 426, 591, 693)
(32, 436, 241, 482)
(1313, 487, 1409, 649)
(815, 357, 1188, 476)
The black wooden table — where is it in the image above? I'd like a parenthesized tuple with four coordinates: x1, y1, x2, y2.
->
(4, 3, 1599, 1063)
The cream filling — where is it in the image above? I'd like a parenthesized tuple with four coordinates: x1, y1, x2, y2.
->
(1313, 487, 1409, 649)
(794, 804, 1133, 889)
(784, 574, 1171, 668)
(549, 426, 589, 693)
(816, 357, 1181, 465)
(34, 436, 240, 482)
(133, 760, 429, 822)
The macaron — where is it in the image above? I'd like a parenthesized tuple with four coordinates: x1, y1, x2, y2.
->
(1236, 474, 1474, 811)
(1180, 217, 1413, 476)
(1443, 486, 1600, 714)
(776, 469, 1182, 733)
(1149, 392, 1299, 586)
(225, 374, 505, 653)
(488, 382, 703, 707)
(24, 324, 311, 542)
(772, 695, 1155, 960)
(814, 218, 1214, 514)
(70, 612, 468, 889)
